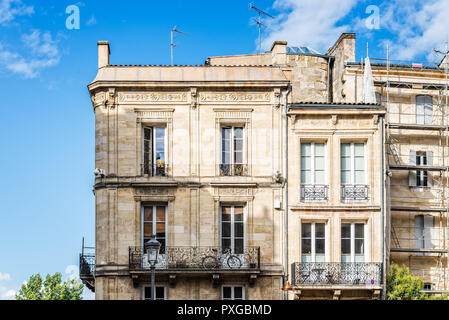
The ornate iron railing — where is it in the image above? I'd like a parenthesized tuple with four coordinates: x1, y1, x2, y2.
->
(341, 185, 369, 201)
(219, 164, 248, 176)
(292, 262, 382, 286)
(79, 251, 95, 278)
(129, 246, 260, 271)
(300, 185, 328, 201)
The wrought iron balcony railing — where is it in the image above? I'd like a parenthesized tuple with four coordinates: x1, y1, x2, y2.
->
(129, 246, 260, 271)
(219, 164, 248, 176)
(292, 262, 382, 286)
(300, 184, 328, 201)
(341, 185, 369, 201)
(79, 251, 95, 278)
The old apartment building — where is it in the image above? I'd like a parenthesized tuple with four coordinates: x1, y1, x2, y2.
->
(80, 33, 448, 299)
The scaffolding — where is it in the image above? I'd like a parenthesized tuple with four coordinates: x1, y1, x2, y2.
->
(374, 47, 449, 293)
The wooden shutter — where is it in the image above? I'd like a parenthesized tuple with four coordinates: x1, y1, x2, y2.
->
(409, 150, 417, 187)
(424, 215, 435, 249)
(414, 215, 424, 249)
(143, 127, 153, 175)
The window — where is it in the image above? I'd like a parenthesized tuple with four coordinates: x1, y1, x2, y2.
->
(341, 143, 365, 185)
(423, 283, 432, 291)
(341, 223, 365, 263)
(416, 95, 433, 125)
(414, 215, 435, 249)
(143, 204, 167, 254)
(222, 286, 244, 300)
(301, 222, 325, 263)
(375, 92, 382, 105)
(301, 143, 326, 185)
(220, 126, 245, 176)
(221, 205, 244, 254)
(409, 150, 432, 187)
(144, 286, 166, 300)
(143, 127, 166, 176)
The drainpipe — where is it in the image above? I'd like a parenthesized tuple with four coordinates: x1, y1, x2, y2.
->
(380, 115, 385, 300)
(283, 85, 292, 300)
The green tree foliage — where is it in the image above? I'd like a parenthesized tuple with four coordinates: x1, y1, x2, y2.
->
(15, 273, 84, 300)
(386, 264, 448, 300)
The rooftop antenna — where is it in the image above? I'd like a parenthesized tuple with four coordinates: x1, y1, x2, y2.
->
(171, 25, 189, 66)
(249, 3, 274, 53)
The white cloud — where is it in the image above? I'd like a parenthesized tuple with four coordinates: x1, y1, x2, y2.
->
(65, 265, 79, 280)
(0, 29, 61, 78)
(0, 0, 33, 24)
(381, 0, 449, 60)
(261, 0, 359, 53)
(0, 285, 17, 300)
(0, 273, 11, 281)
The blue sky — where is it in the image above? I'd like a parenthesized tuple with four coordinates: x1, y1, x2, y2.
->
(0, 0, 448, 300)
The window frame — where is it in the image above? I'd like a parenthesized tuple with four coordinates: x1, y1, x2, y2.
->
(300, 142, 327, 185)
(341, 222, 366, 263)
(340, 142, 367, 185)
(141, 203, 168, 254)
(220, 204, 246, 255)
(221, 126, 245, 165)
(142, 126, 167, 176)
(301, 222, 327, 263)
(416, 151, 428, 187)
(416, 95, 433, 125)
(143, 285, 166, 300)
(222, 285, 245, 300)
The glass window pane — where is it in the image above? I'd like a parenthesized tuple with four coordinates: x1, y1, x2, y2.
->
(355, 224, 364, 238)
(155, 287, 165, 300)
(234, 139, 243, 152)
(315, 170, 325, 184)
(316, 239, 325, 254)
(301, 143, 311, 156)
(302, 223, 311, 238)
(222, 207, 232, 221)
(156, 222, 165, 235)
(223, 287, 232, 300)
(302, 239, 311, 254)
(355, 239, 364, 254)
(354, 254, 364, 263)
(341, 254, 351, 263)
(315, 254, 325, 262)
(354, 143, 364, 156)
(144, 207, 153, 221)
(355, 171, 365, 184)
(341, 170, 351, 184)
(144, 287, 151, 300)
(301, 170, 311, 184)
(222, 222, 231, 237)
(234, 287, 243, 300)
(156, 206, 165, 222)
(315, 143, 325, 156)
(315, 156, 325, 170)
(341, 239, 351, 254)
(234, 127, 243, 139)
(234, 207, 244, 221)
(355, 157, 365, 171)
(315, 223, 325, 238)
(235, 223, 244, 238)
(341, 156, 351, 170)
(302, 254, 312, 262)
(222, 151, 230, 164)
(234, 151, 243, 163)
(222, 239, 231, 251)
(234, 239, 244, 254)
(144, 222, 153, 237)
(222, 140, 230, 153)
(341, 224, 351, 238)
(341, 143, 350, 156)
(301, 155, 311, 170)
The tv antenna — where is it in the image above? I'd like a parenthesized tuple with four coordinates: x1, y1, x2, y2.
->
(171, 25, 189, 66)
(249, 3, 274, 53)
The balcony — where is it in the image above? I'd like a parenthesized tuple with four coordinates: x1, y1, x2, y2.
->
(129, 246, 260, 271)
(300, 185, 328, 202)
(79, 247, 95, 292)
(291, 262, 382, 287)
(341, 185, 369, 201)
(219, 164, 248, 176)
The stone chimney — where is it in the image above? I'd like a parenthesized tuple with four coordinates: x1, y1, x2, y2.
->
(271, 41, 287, 65)
(97, 41, 110, 69)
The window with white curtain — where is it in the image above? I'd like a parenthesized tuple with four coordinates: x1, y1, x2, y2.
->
(301, 222, 326, 263)
(341, 223, 365, 263)
(301, 143, 326, 185)
(341, 143, 365, 185)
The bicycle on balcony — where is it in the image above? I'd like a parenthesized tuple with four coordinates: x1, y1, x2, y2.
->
(202, 248, 242, 269)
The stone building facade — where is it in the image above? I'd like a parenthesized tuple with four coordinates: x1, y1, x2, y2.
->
(81, 33, 448, 299)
